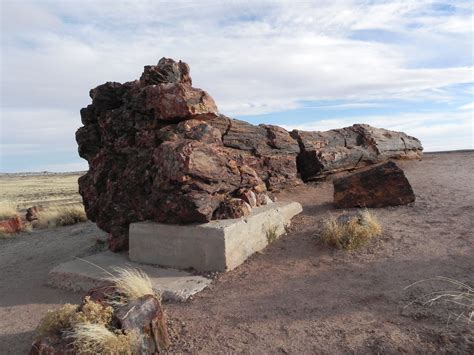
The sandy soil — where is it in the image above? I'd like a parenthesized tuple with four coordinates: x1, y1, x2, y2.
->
(1, 152, 473, 354)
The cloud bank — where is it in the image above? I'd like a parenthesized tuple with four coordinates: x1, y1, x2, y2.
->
(1, 0, 473, 171)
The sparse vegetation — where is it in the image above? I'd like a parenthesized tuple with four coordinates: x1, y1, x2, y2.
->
(405, 277, 473, 324)
(67, 323, 141, 354)
(0, 201, 18, 220)
(36, 303, 78, 338)
(320, 209, 382, 250)
(35, 204, 87, 228)
(266, 224, 280, 243)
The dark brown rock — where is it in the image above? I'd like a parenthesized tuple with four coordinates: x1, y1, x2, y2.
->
(26, 206, 39, 222)
(30, 336, 74, 355)
(292, 124, 422, 180)
(140, 57, 192, 86)
(333, 161, 415, 208)
(114, 295, 170, 353)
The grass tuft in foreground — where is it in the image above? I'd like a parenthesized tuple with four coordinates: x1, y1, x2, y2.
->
(405, 276, 473, 324)
(321, 209, 382, 250)
(107, 267, 155, 303)
(67, 323, 141, 354)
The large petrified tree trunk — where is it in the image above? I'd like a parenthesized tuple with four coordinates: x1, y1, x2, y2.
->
(76, 57, 423, 251)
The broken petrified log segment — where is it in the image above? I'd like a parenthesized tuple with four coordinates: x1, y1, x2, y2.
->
(115, 295, 170, 353)
(291, 124, 423, 181)
(333, 161, 415, 208)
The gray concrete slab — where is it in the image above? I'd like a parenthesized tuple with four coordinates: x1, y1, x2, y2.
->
(47, 251, 211, 302)
(129, 201, 303, 272)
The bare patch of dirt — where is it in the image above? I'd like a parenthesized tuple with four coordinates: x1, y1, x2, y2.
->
(1, 152, 473, 353)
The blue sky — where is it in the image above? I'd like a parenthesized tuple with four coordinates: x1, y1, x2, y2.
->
(1, 0, 473, 172)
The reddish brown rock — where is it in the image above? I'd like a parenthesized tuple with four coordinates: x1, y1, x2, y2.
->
(333, 161, 415, 208)
(76, 57, 422, 251)
(114, 295, 170, 353)
(0, 216, 23, 234)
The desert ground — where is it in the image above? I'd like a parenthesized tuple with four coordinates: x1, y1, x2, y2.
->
(0, 152, 473, 354)
(0, 172, 84, 210)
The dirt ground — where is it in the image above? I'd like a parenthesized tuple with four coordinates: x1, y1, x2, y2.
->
(1, 152, 473, 354)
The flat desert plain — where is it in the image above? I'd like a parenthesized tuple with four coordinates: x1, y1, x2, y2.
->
(0, 152, 473, 354)
(0, 172, 84, 210)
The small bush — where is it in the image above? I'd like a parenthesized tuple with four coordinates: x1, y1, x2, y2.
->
(68, 323, 141, 354)
(36, 304, 78, 338)
(71, 296, 114, 326)
(321, 210, 382, 250)
(266, 225, 279, 243)
(35, 205, 87, 228)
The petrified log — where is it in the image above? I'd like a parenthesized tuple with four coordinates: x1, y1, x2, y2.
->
(333, 161, 415, 208)
(292, 124, 422, 181)
(115, 295, 170, 353)
(76, 57, 423, 252)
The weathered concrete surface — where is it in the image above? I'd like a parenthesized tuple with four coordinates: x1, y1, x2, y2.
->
(47, 252, 211, 302)
(129, 201, 303, 272)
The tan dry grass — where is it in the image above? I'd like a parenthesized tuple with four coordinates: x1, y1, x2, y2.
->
(36, 304, 78, 338)
(0, 201, 19, 220)
(35, 204, 87, 228)
(405, 277, 473, 324)
(321, 209, 382, 250)
(107, 267, 155, 303)
(68, 323, 141, 355)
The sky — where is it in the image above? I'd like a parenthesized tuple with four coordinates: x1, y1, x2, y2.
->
(1, 0, 473, 172)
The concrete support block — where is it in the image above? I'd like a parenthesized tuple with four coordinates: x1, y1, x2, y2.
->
(129, 201, 302, 272)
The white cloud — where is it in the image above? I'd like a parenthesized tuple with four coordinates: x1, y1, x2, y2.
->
(0, 0, 473, 171)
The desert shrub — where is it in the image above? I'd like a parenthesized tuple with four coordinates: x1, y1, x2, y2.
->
(107, 267, 155, 303)
(405, 276, 473, 324)
(36, 297, 115, 338)
(0, 201, 18, 220)
(71, 296, 114, 325)
(36, 304, 78, 338)
(265, 224, 279, 243)
(68, 323, 141, 354)
(321, 210, 381, 250)
(35, 204, 87, 228)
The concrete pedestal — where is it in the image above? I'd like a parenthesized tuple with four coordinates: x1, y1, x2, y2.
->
(129, 202, 302, 272)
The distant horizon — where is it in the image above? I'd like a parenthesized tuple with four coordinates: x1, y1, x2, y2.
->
(1, 1, 473, 172)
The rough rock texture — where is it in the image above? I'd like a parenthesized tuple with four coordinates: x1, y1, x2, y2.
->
(29, 336, 73, 355)
(291, 124, 423, 181)
(333, 161, 416, 208)
(115, 295, 170, 353)
(76, 57, 423, 251)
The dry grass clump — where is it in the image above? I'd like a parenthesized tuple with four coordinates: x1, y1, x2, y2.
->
(405, 276, 473, 324)
(35, 204, 87, 228)
(68, 323, 141, 354)
(321, 210, 382, 250)
(0, 201, 18, 220)
(36, 304, 78, 338)
(71, 296, 114, 325)
(107, 267, 155, 303)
